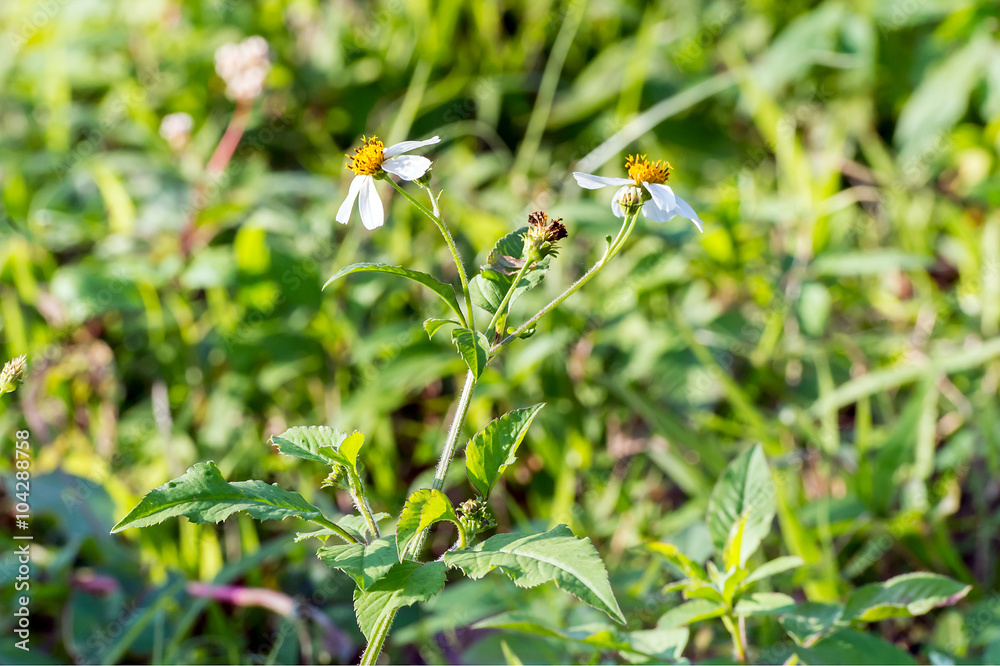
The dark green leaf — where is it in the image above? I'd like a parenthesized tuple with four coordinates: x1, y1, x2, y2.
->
(451, 327, 490, 379)
(319, 536, 398, 590)
(466, 403, 545, 498)
(111, 462, 321, 532)
(324, 263, 465, 322)
(444, 524, 625, 624)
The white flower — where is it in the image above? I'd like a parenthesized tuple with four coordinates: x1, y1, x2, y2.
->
(573, 154, 703, 232)
(214, 36, 270, 102)
(337, 135, 440, 230)
(159, 112, 194, 151)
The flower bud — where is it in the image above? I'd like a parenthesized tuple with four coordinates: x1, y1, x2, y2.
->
(0, 355, 26, 395)
(159, 112, 194, 152)
(457, 497, 496, 538)
(523, 211, 567, 262)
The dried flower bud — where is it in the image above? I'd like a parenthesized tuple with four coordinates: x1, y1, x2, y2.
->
(457, 497, 496, 538)
(0, 355, 27, 395)
(159, 112, 194, 151)
(214, 36, 271, 102)
(524, 210, 567, 262)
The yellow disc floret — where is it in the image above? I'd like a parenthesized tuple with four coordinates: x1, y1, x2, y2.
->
(346, 136, 386, 176)
(625, 154, 670, 184)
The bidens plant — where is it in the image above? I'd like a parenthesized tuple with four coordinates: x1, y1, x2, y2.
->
(113, 140, 704, 663)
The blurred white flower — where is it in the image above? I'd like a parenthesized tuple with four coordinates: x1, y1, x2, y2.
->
(337, 135, 440, 230)
(573, 154, 703, 232)
(159, 112, 194, 151)
(214, 36, 271, 102)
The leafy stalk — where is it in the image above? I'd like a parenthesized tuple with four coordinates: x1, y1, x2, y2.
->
(388, 179, 476, 330)
(345, 466, 381, 540)
(486, 256, 534, 336)
(721, 614, 748, 663)
(310, 515, 361, 545)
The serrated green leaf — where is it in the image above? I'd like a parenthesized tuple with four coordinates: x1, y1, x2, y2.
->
(466, 403, 545, 498)
(271, 426, 365, 472)
(396, 489, 461, 559)
(657, 599, 726, 628)
(111, 462, 321, 533)
(353, 561, 447, 640)
(842, 573, 972, 622)
(742, 555, 804, 589)
(452, 327, 490, 379)
(707, 444, 775, 564)
(324, 262, 465, 322)
(424, 318, 461, 339)
(734, 592, 797, 616)
(443, 524, 625, 624)
(319, 536, 398, 591)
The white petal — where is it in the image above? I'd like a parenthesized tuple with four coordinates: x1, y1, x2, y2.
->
(673, 193, 704, 232)
(642, 182, 677, 213)
(383, 136, 441, 158)
(610, 185, 634, 218)
(573, 172, 635, 190)
(382, 155, 431, 181)
(358, 176, 384, 230)
(336, 175, 364, 225)
(641, 200, 675, 222)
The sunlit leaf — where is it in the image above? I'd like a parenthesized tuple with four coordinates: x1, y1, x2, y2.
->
(465, 403, 545, 498)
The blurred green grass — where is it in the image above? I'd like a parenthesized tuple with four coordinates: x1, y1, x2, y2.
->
(2, 0, 1000, 663)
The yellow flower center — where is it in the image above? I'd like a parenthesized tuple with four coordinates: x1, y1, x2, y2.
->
(626, 154, 670, 185)
(346, 136, 386, 176)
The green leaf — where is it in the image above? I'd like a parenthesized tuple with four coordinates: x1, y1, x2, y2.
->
(465, 403, 545, 498)
(722, 511, 750, 570)
(353, 561, 447, 640)
(271, 426, 365, 472)
(324, 263, 465, 322)
(111, 462, 321, 533)
(842, 573, 972, 622)
(451, 327, 490, 379)
(470, 228, 550, 315)
(395, 489, 462, 559)
(424, 318, 461, 340)
(319, 536, 398, 591)
(796, 628, 915, 665)
(444, 524, 625, 624)
(779, 602, 842, 645)
(706, 444, 776, 564)
(734, 592, 797, 616)
(742, 555, 804, 588)
(657, 599, 726, 628)
(647, 542, 708, 581)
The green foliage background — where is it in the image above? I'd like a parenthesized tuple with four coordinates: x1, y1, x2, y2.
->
(1, 0, 1000, 663)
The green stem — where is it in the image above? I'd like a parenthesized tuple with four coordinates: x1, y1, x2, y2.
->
(485, 256, 534, 335)
(346, 469, 381, 541)
(360, 610, 396, 665)
(493, 212, 638, 354)
(389, 179, 475, 330)
(721, 614, 747, 664)
(310, 515, 360, 545)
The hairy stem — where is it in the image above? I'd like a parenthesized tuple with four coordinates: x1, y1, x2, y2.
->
(346, 468, 381, 541)
(485, 256, 534, 336)
(360, 610, 395, 665)
(389, 179, 475, 330)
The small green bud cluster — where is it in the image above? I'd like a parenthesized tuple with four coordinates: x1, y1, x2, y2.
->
(457, 497, 496, 538)
(0, 355, 27, 396)
(321, 463, 350, 490)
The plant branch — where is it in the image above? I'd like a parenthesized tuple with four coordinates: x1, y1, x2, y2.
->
(722, 614, 747, 664)
(485, 256, 533, 336)
(389, 179, 476, 330)
(360, 610, 395, 665)
(493, 211, 638, 353)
